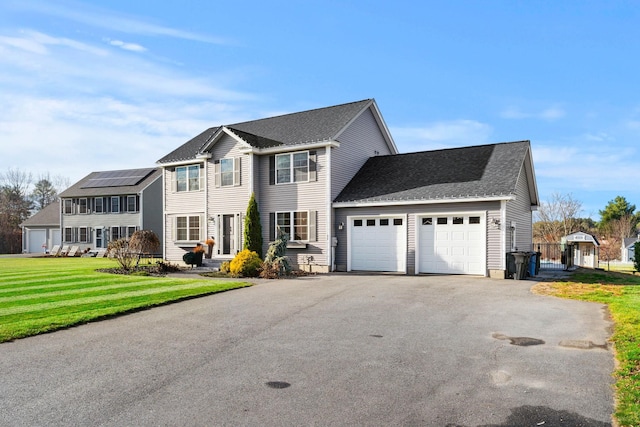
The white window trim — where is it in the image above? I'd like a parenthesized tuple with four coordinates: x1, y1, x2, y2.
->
(111, 196, 120, 214)
(63, 199, 74, 215)
(78, 198, 88, 215)
(276, 210, 309, 242)
(79, 227, 88, 243)
(175, 165, 203, 192)
(127, 195, 137, 213)
(174, 215, 203, 243)
(94, 197, 104, 214)
(275, 151, 309, 185)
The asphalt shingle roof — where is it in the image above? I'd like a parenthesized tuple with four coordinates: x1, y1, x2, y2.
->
(20, 201, 60, 227)
(157, 99, 373, 164)
(334, 141, 531, 203)
(59, 168, 162, 198)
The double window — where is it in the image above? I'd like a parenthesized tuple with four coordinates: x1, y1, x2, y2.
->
(175, 215, 201, 241)
(176, 165, 202, 192)
(271, 151, 316, 184)
(271, 211, 316, 242)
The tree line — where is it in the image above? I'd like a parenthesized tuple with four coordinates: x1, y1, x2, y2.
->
(534, 192, 639, 262)
(0, 168, 69, 254)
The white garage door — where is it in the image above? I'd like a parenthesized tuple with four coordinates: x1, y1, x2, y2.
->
(418, 214, 485, 275)
(28, 229, 46, 254)
(349, 217, 406, 272)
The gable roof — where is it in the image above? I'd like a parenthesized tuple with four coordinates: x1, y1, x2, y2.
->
(334, 140, 535, 206)
(563, 231, 600, 246)
(20, 201, 60, 227)
(157, 99, 395, 164)
(59, 168, 162, 198)
(623, 237, 640, 249)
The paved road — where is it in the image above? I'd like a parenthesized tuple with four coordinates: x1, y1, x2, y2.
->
(1, 274, 614, 426)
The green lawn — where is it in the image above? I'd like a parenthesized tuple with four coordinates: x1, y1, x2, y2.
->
(533, 269, 640, 427)
(0, 257, 251, 342)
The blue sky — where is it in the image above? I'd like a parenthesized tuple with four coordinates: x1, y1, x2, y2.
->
(1, 0, 638, 220)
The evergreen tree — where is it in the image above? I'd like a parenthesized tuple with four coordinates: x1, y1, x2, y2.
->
(31, 178, 58, 211)
(243, 192, 263, 258)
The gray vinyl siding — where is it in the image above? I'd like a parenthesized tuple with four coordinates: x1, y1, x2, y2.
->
(163, 165, 206, 261)
(164, 166, 206, 214)
(505, 163, 534, 252)
(334, 201, 501, 274)
(331, 108, 395, 200)
(258, 147, 328, 267)
(207, 134, 252, 256)
(141, 176, 163, 251)
(486, 209, 503, 271)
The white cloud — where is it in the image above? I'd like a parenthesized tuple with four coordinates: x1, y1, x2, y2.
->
(108, 39, 147, 52)
(500, 105, 566, 121)
(392, 119, 493, 152)
(8, 0, 229, 45)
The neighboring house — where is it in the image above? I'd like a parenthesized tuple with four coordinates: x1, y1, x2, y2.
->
(157, 99, 539, 277)
(622, 236, 640, 263)
(562, 231, 599, 268)
(58, 168, 163, 252)
(20, 201, 61, 254)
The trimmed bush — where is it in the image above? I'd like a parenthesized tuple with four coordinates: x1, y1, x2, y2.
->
(220, 261, 231, 274)
(230, 249, 262, 277)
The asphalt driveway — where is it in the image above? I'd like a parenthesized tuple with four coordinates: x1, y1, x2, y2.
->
(0, 274, 614, 426)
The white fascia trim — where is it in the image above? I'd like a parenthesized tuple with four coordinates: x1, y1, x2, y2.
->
(333, 195, 515, 208)
(220, 127, 256, 150)
(156, 159, 207, 168)
(238, 140, 340, 155)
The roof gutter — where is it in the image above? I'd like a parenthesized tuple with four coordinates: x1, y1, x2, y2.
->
(332, 195, 516, 208)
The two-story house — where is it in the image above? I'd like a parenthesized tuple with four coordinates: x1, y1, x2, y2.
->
(58, 168, 163, 252)
(158, 99, 539, 278)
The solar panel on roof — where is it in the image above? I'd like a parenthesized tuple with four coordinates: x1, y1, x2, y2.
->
(81, 168, 156, 189)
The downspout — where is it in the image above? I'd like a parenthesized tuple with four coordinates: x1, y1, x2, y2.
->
(161, 169, 167, 261)
(501, 199, 507, 271)
(204, 160, 209, 244)
(326, 146, 334, 271)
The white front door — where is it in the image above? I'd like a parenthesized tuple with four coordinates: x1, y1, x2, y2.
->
(418, 214, 486, 275)
(349, 216, 406, 272)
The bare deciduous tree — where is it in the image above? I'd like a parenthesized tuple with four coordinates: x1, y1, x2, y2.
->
(534, 192, 583, 242)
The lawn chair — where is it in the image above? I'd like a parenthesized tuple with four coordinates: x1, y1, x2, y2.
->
(49, 245, 61, 257)
(67, 246, 80, 257)
(95, 248, 107, 258)
(59, 245, 70, 257)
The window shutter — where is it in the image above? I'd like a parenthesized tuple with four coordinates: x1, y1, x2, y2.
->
(309, 151, 317, 182)
(269, 156, 275, 185)
(214, 160, 221, 188)
(269, 212, 275, 241)
(309, 211, 317, 242)
(234, 157, 241, 186)
(170, 170, 177, 192)
(172, 217, 177, 241)
(200, 215, 205, 241)
(88, 228, 93, 243)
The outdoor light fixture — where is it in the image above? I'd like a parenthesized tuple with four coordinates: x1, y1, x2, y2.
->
(338, 222, 344, 230)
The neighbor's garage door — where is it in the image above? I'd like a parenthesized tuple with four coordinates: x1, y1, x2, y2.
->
(418, 214, 485, 275)
(28, 229, 46, 254)
(349, 217, 406, 272)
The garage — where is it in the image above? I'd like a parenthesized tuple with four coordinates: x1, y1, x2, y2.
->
(27, 229, 46, 254)
(348, 216, 406, 272)
(417, 214, 485, 275)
